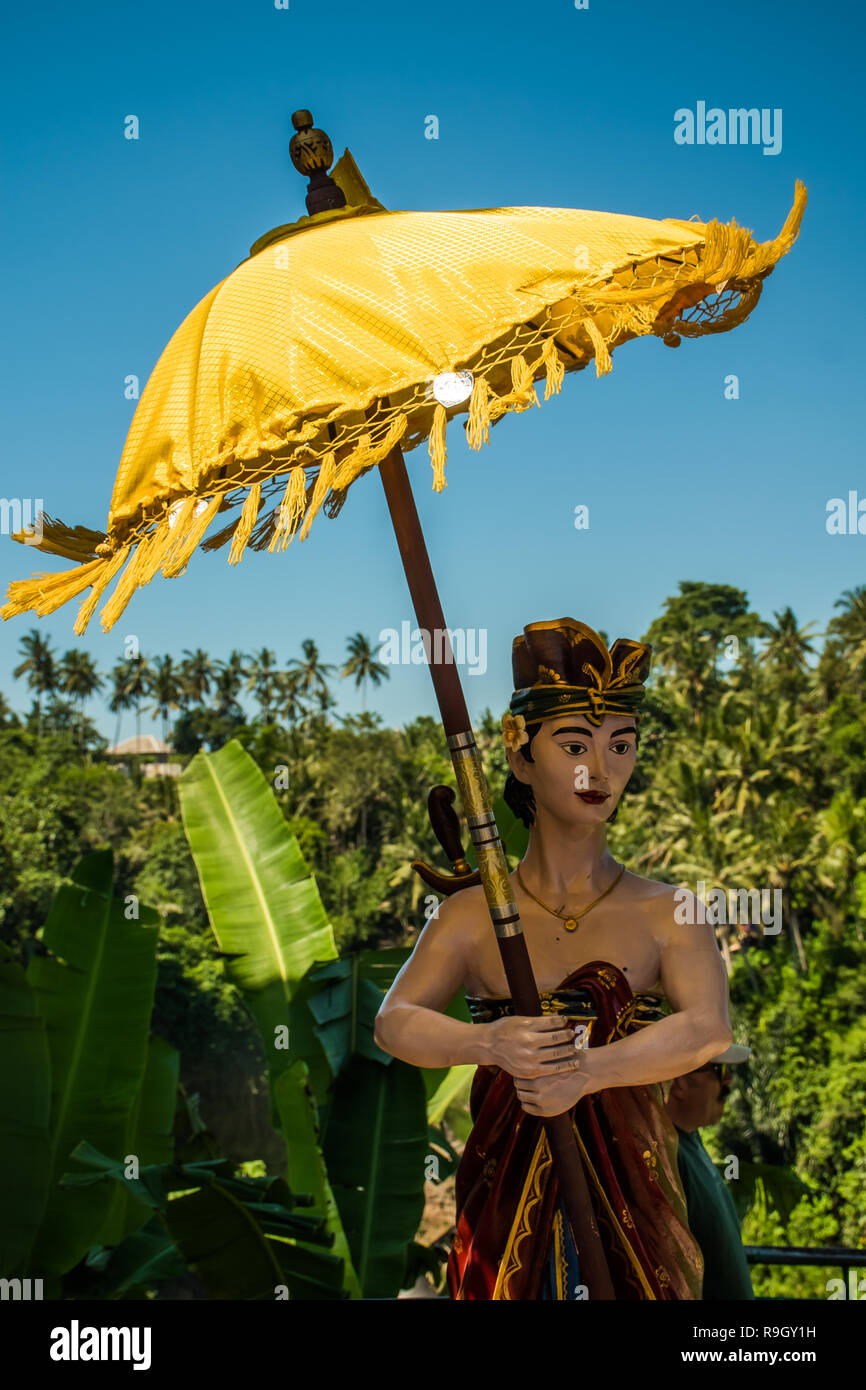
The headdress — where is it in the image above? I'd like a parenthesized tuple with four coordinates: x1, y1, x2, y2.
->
(501, 618, 651, 749)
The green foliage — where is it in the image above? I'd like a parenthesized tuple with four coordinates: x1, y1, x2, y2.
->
(0, 731, 142, 954)
(0, 943, 51, 1272)
(26, 851, 160, 1276)
(0, 852, 338, 1300)
(177, 741, 454, 1297)
(0, 853, 163, 1279)
(322, 1053, 428, 1297)
(62, 1143, 342, 1300)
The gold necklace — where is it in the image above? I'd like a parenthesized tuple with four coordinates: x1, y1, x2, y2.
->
(516, 862, 625, 932)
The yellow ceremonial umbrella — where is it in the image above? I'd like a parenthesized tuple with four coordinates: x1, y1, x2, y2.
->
(3, 109, 806, 1296)
(3, 117, 805, 636)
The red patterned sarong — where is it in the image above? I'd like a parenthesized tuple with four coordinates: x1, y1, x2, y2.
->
(446, 960, 703, 1300)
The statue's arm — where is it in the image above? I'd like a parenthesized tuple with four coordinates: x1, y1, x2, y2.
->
(582, 890, 733, 1093)
(373, 894, 494, 1069)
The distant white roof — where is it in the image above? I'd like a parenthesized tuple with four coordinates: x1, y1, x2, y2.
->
(107, 735, 173, 755)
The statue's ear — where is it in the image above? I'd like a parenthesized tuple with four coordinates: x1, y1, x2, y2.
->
(505, 744, 532, 784)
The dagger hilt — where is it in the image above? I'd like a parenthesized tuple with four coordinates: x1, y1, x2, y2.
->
(410, 785, 481, 896)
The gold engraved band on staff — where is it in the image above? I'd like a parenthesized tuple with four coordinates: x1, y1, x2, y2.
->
(447, 728, 523, 939)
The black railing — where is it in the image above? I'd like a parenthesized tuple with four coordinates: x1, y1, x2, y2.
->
(745, 1245, 866, 1298)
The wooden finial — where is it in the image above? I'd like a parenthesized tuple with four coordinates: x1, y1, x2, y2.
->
(289, 109, 347, 215)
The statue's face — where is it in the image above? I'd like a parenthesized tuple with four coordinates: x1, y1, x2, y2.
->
(506, 712, 638, 825)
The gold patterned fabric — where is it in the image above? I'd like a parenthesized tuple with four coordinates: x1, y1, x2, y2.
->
(2, 156, 805, 636)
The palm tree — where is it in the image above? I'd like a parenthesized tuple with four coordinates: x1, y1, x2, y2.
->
(760, 607, 817, 688)
(180, 648, 213, 709)
(341, 632, 389, 713)
(271, 669, 306, 734)
(148, 654, 184, 744)
(58, 649, 104, 749)
(108, 660, 136, 749)
(209, 649, 247, 720)
(826, 587, 866, 696)
(245, 648, 280, 723)
(643, 581, 768, 724)
(124, 654, 152, 750)
(13, 629, 58, 741)
(0, 691, 18, 727)
(287, 639, 335, 715)
(810, 789, 866, 936)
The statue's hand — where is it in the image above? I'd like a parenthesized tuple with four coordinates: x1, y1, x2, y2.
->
(487, 1014, 583, 1079)
(513, 1062, 592, 1117)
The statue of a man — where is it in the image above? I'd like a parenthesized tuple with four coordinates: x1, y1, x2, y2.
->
(375, 618, 732, 1299)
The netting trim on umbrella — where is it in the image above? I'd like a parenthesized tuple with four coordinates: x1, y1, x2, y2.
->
(1, 182, 806, 637)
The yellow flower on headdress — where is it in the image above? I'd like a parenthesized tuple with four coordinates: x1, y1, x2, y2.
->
(501, 711, 529, 752)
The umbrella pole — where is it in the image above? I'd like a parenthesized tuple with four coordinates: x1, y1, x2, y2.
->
(378, 442, 615, 1300)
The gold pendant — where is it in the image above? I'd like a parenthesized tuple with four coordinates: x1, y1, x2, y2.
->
(564, 918, 578, 932)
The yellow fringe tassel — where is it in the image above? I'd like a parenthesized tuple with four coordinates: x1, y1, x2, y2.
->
(73, 545, 133, 636)
(696, 179, 807, 290)
(162, 493, 223, 577)
(541, 337, 565, 399)
(335, 433, 373, 491)
(748, 178, 807, 274)
(9, 513, 108, 564)
(1, 555, 108, 621)
(298, 452, 336, 541)
(583, 318, 613, 377)
(269, 467, 307, 552)
(487, 354, 539, 428)
(334, 412, 409, 493)
(153, 498, 196, 576)
(467, 377, 491, 450)
(136, 511, 191, 587)
(428, 403, 448, 492)
(98, 495, 222, 632)
(99, 537, 165, 632)
(510, 353, 538, 406)
(227, 483, 263, 566)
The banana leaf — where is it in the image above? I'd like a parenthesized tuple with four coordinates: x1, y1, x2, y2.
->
(164, 1181, 345, 1300)
(95, 1036, 180, 1248)
(292, 957, 393, 1093)
(323, 1053, 428, 1298)
(426, 1064, 475, 1126)
(0, 944, 52, 1275)
(357, 946, 474, 1097)
(62, 1142, 318, 1230)
(27, 851, 159, 1276)
(403, 1239, 448, 1293)
(291, 949, 473, 1115)
(178, 740, 338, 1089)
(273, 1059, 361, 1299)
(174, 1084, 219, 1164)
(426, 1122, 462, 1184)
(465, 794, 529, 867)
(61, 1218, 186, 1300)
(62, 1142, 345, 1300)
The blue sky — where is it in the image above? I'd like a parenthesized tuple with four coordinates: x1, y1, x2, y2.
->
(1, 0, 863, 739)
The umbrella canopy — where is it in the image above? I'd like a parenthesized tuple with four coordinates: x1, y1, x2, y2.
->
(3, 150, 805, 636)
